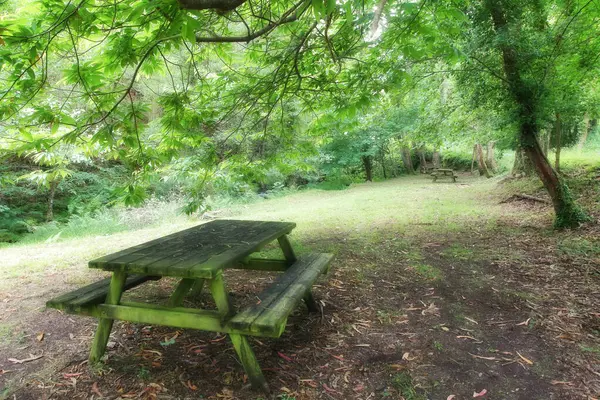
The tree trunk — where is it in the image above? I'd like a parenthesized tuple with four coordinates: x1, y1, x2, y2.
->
(486, 141, 497, 171)
(577, 113, 590, 152)
(46, 180, 58, 222)
(487, 0, 589, 228)
(554, 112, 561, 173)
(432, 149, 441, 168)
(541, 129, 549, 155)
(418, 147, 427, 173)
(512, 145, 534, 176)
(362, 155, 373, 182)
(475, 143, 492, 178)
(401, 146, 414, 174)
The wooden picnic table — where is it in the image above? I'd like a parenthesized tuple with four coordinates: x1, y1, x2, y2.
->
(47, 220, 333, 392)
(430, 168, 458, 182)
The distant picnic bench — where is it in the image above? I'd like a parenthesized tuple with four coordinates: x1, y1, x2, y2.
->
(430, 168, 458, 182)
(47, 220, 333, 393)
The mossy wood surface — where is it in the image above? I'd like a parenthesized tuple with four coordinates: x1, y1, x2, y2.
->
(88, 220, 295, 278)
(46, 274, 159, 313)
(228, 253, 333, 337)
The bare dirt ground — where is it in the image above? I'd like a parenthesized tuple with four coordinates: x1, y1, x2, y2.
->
(1, 174, 598, 400)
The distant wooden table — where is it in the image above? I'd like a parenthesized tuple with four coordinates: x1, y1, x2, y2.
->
(431, 168, 457, 182)
(47, 220, 333, 392)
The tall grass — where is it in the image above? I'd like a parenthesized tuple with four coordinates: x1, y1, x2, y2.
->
(15, 198, 191, 245)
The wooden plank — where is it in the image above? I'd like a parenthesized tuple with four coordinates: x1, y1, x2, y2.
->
(163, 221, 273, 277)
(186, 222, 295, 278)
(277, 235, 297, 262)
(233, 258, 290, 272)
(249, 254, 332, 336)
(46, 275, 159, 313)
(89, 220, 296, 279)
(228, 253, 333, 337)
(89, 220, 295, 275)
(89, 222, 219, 266)
(86, 303, 227, 332)
(229, 334, 269, 393)
(89, 270, 127, 363)
(167, 278, 197, 307)
(209, 272, 233, 318)
(228, 256, 315, 332)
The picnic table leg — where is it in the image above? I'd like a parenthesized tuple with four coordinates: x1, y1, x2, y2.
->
(303, 289, 319, 312)
(277, 234, 297, 262)
(278, 234, 319, 312)
(89, 269, 127, 363)
(229, 333, 269, 393)
(168, 278, 202, 307)
(209, 273, 233, 318)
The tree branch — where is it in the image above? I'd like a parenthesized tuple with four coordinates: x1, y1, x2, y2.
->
(178, 0, 247, 11)
(195, 0, 307, 43)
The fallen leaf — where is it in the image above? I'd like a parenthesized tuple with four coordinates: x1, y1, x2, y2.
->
(186, 380, 197, 390)
(422, 302, 440, 316)
(389, 364, 406, 370)
(91, 382, 103, 397)
(469, 353, 497, 361)
(516, 351, 534, 365)
(473, 388, 487, 397)
(63, 372, 83, 378)
(277, 351, 293, 362)
(457, 335, 479, 341)
(464, 316, 479, 324)
(447, 396, 456, 400)
(8, 353, 43, 364)
(550, 380, 574, 386)
(36, 332, 44, 342)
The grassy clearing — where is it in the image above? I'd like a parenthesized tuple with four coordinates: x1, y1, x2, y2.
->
(1, 165, 599, 399)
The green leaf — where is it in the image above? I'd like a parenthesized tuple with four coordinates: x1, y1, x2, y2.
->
(182, 15, 200, 43)
(312, 0, 325, 19)
(325, 0, 336, 15)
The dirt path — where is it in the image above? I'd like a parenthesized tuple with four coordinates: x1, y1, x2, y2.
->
(1, 175, 598, 399)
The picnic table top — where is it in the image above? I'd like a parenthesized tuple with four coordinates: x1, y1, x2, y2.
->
(433, 168, 454, 172)
(89, 220, 296, 279)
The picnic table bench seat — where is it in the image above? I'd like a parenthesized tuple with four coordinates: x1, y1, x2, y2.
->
(431, 168, 458, 182)
(47, 275, 160, 314)
(229, 253, 333, 337)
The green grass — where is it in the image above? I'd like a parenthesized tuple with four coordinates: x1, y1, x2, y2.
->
(441, 244, 475, 260)
(0, 322, 16, 344)
(16, 199, 191, 245)
(412, 264, 443, 281)
(390, 372, 426, 400)
(558, 237, 600, 258)
(0, 174, 507, 292)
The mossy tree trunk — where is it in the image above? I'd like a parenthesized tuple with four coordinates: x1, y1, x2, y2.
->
(512, 145, 535, 176)
(46, 179, 59, 222)
(474, 143, 492, 178)
(554, 112, 562, 173)
(487, 0, 590, 228)
(486, 141, 497, 172)
(401, 146, 414, 174)
(362, 155, 373, 182)
(432, 149, 441, 168)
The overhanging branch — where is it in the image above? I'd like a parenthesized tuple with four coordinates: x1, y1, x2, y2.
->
(178, 0, 247, 11)
(195, 0, 307, 43)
